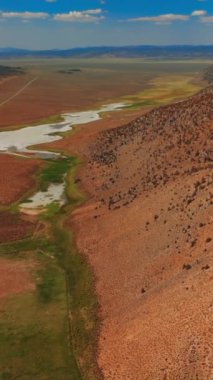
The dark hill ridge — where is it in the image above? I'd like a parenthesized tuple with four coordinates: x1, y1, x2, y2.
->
(0, 45, 213, 59)
(91, 86, 213, 210)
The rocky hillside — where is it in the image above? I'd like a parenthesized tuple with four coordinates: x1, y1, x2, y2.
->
(78, 86, 213, 379)
(91, 86, 213, 211)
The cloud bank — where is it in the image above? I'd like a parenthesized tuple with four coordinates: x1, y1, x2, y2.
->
(0, 9, 105, 22)
(54, 9, 105, 23)
(128, 14, 189, 23)
(0, 8, 212, 24)
(0, 11, 49, 20)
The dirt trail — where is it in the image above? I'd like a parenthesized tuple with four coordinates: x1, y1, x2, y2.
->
(0, 76, 38, 108)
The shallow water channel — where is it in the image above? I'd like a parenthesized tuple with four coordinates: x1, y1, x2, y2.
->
(0, 103, 124, 158)
(0, 103, 125, 212)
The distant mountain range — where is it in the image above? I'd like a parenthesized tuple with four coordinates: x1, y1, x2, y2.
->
(0, 45, 213, 59)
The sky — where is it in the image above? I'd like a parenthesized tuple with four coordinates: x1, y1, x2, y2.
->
(0, 0, 213, 49)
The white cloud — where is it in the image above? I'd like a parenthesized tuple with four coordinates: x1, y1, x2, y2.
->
(200, 16, 213, 22)
(54, 9, 105, 22)
(84, 9, 103, 15)
(0, 8, 105, 23)
(0, 11, 49, 20)
(191, 10, 207, 16)
(128, 14, 189, 23)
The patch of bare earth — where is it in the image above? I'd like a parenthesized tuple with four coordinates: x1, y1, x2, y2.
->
(0, 70, 149, 128)
(0, 259, 35, 302)
(0, 212, 36, 244)
(0, 154, 41, 206)
(63, 87, 213, 379)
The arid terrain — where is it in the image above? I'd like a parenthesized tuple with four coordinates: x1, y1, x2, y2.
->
(54, 86, 213, 379)
(0, 58, 209, 128)
(0, 59, 212, 379)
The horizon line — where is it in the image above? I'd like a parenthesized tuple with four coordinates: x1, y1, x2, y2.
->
(1, 44, 213, 52)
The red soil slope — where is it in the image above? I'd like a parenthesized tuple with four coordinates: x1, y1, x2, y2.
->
(0, 154, 41, 206)
(67, 87, 213, 379)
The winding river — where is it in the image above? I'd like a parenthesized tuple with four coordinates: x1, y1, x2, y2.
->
(0, 102, 125, 212)
(0, 103, 124, 158)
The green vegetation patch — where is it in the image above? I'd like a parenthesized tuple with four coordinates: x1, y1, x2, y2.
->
(0, 152, 100, 379)
(41, 202, 62, 220)
(0, 291, 78, 379)
(36, 264, 63, 304)
(123, 99, 157, 110)
(39, 157, 74, 191)
(0, 238, 57, 258)
(51, 221, 100, 380)
(123, 74, 203, 110)
(0, 236, 82, 380)
(31, 114, 64, 127)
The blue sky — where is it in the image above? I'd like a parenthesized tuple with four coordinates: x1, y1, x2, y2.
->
(0, 0, 212, 49)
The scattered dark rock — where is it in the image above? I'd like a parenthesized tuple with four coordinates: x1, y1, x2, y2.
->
(183, 264, 192, 270)
(202, 264, 210, 270)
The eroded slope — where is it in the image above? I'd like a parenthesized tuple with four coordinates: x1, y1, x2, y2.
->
(71, 87, 213, 379)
